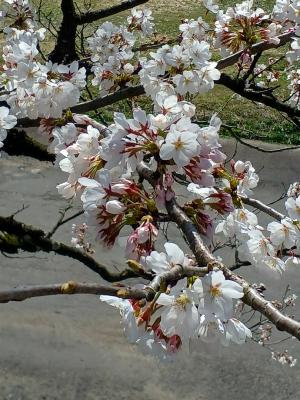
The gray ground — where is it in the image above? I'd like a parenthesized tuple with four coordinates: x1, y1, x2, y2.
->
(1, 139, 300, 400)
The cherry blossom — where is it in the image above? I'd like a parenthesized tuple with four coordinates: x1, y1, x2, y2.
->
(194, 270, 244, 319)
(100, 295, 141, 343)
(159, 121, 200, 167)
(285, 195, 300, 221)
(267, 218, 298, 248)
(144, 242, 190, 274)
(156, 279, 199, 343)
(0, 106, 17, 149)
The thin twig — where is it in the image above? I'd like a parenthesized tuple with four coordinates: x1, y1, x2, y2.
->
(46, 202, 74, 238)
(226, 127, 300, 153)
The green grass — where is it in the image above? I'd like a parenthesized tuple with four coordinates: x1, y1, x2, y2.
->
(28, 1, 300, 144)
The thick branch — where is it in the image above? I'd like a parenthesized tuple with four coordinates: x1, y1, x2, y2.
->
(165, 198, 215, 267)
(0, 215, 147, 282)
(224, 268, 300, 339)
(76, 0, 149, 25)
(2, 130, 55, 162)
(71, 84, 145, 114)
(218, 73, 300, 121)
(216, 31, 294, 70)
(48, 0, 78, 63)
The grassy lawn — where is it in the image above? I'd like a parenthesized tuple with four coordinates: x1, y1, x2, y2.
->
(29, 1, 300, 144)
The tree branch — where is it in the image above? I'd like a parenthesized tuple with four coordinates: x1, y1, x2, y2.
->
(216, 31, 294, 70)
(217, 73, 300, 123)
(48, 0, 78, 63)
(2, 130, 55, 162)
(137, 162, 300, 340)
(71, 84, 146, 114)
(48, 210, 84, 237)
(0, 215, 148, 282)
(75, 0, 149, 25)
(46, 203, 74, 238)
(0, 281, 146, 303)
(0, 263, 209, 304)
(241, 196, 285, 221)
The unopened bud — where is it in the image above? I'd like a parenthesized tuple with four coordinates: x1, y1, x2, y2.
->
(61, 281, 77, 294)
(126, 259, 145, 274)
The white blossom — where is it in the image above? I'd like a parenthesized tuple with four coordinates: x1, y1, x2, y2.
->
(285, 196, 300, 221)
(156, 279, 199, 342)
(160, 121, 200, 167)
(194, 270, 244, 319)
(144, 242, 189, 274)
(0, 106, 17, 148)
(267, 218, 298, 248)
(100, 295, 140, 343)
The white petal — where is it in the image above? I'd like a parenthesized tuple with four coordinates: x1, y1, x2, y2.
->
(78, 177, 100, 188)
(221, 281, 244, 298)
(157, 293, 174, 306)
(164, 242, 184, 265)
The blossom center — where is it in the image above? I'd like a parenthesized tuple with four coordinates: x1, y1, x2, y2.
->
(239, 210, 246, 221)
(184, 76, 192, 83)
(259, 238, 268, 250)
(210, 285, 221, 297)
(173, 137, 184, 150)
(175, 293, 190, 309)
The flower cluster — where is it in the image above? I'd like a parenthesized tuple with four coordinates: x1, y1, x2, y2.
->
(77, 168, 159, 257)
(88, 21, 135, 97)
(127, 7, 154, 36)
(216, 183, 300, 272)
(272, 0, 300, 27)
(271, 350, 297, 367)
(0, 1, 86, 119)
(214, 0, 281, 56)
(0, 2, 155, 122)
(287, 69, 300, 110)
(52, 118, 107, 199)
(0, 0, 34, 29)
(88, 9, 154, 97)
(71, 223, 94, 254)
(101, 245, 250, 359)
(139, 20, 220, 99)
(252, 59, 280, 88)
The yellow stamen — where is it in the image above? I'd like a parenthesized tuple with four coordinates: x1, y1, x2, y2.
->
(175, 293, 190, 309)
(210, 285, 221, 297)
(173, 138, 184, 150)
